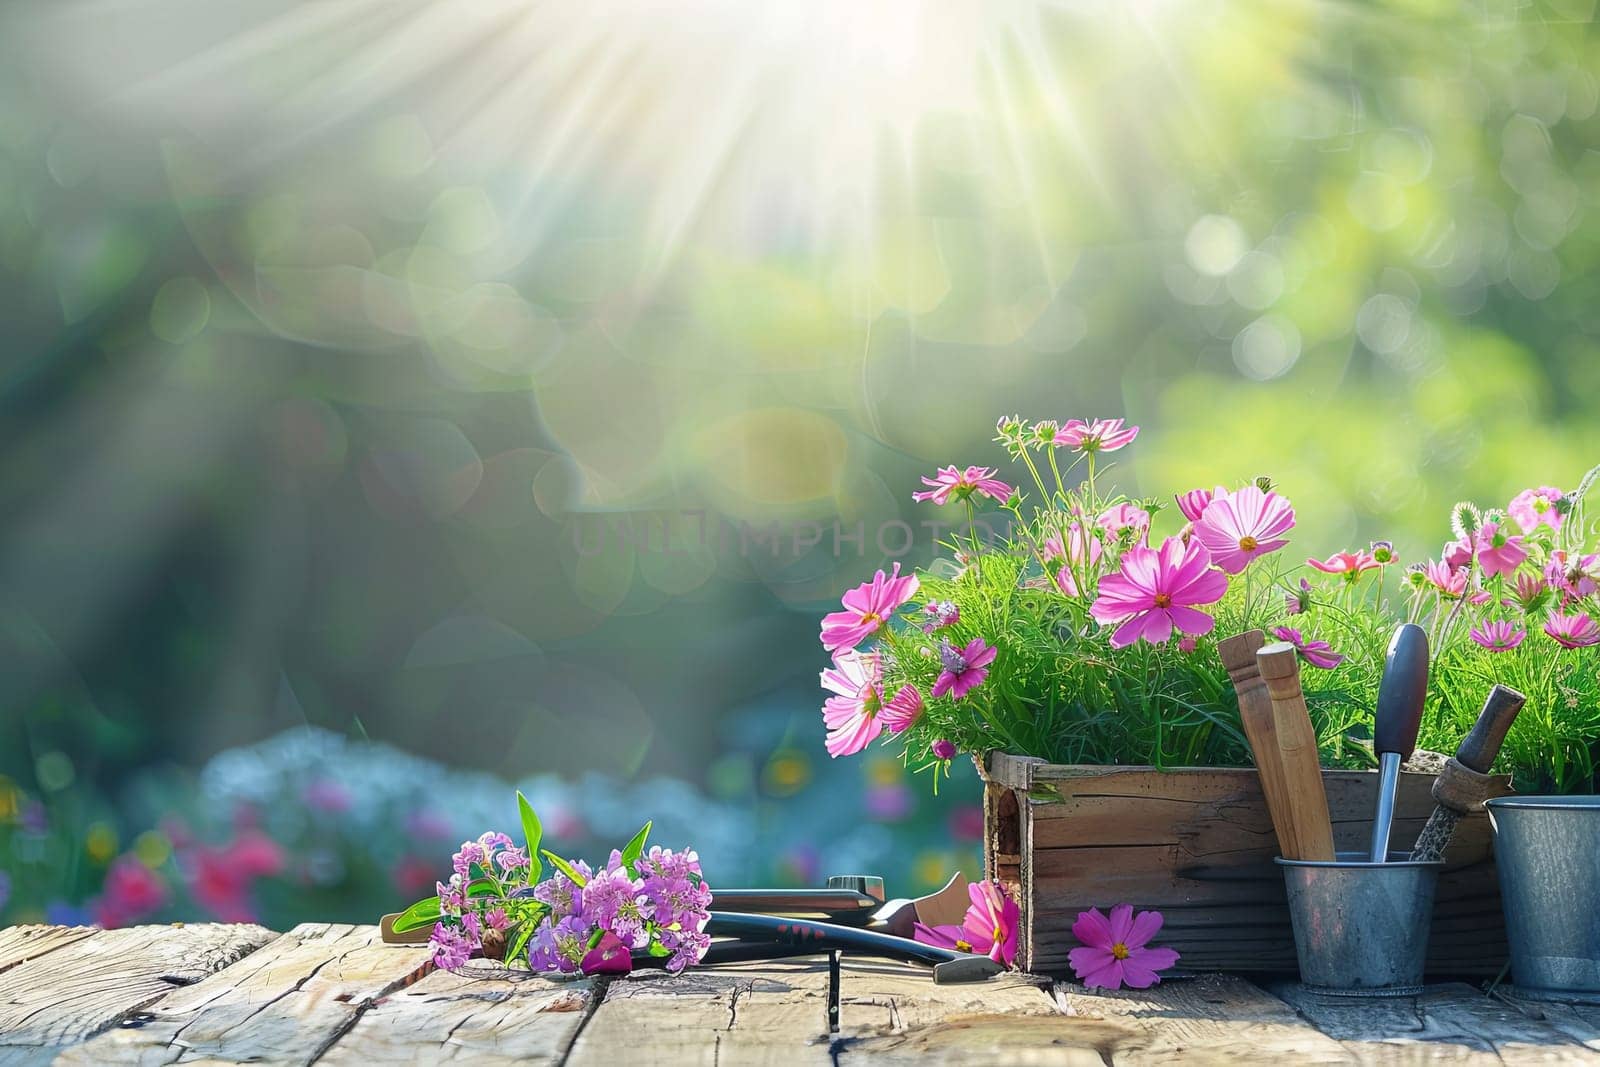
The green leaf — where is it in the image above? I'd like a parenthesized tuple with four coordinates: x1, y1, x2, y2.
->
(517, 791, 544, 883)
(466, 878, 501, 897)
(541, 849, 589, 887)
(391, 895, 441, 933)
(507, 922, 536, 967)
(647, 940, 670, 957)
(620, 820, 652, 873)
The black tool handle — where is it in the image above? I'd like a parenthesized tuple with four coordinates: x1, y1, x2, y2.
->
(709, 889, 878, 923)
(704, 911, 970, 968)
(1374, 624, 1429, 757)
(1456, 684, 1527, 773)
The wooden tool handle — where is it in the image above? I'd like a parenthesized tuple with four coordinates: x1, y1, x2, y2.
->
(1217, 630, 1300, 860)
(1456, 684, 1526, 774)
(1255, 642, 1337, 861)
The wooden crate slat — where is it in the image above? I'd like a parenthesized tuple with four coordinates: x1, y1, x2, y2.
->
(0, 923, 277, 1058)
(987, 760, 1507, 975)
(316, 968, 597, 1066)
(58, 923, 432, 1066)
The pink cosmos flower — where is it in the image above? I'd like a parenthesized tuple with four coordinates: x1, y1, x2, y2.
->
(1090, 536, 1229, 648)
(877, 685, 925, 734)
(1272, 626, 1345, 669)
(1054, 418, 1140, 453)
(1546, 550, 1599, 600)
(1470, 620, 1526, 653)
(820, 563, 919, 652)
(1177, 636, 1198, 653)
(95, 856, 170, 928)
(1509, 486, 1564, 533)
(912, 465, 1013, 506)
(1307, 550, 1379, 580)
(820, 650, 886, 757)
(1370, 540, 1398, 566)
(921, 600, 959, 633)
(1442, 536, 1474, 571)
(1285, 577, 1313, 615)
(1044, 523, 1102, 596)
(1175, 486, 1225, 523)
(1416, 559, 1468, 599)
(1097, 503, 1151, 544)
(1474, 522, 1528, 579)
(930, 739, 957, 760)
(913, 881, 1020, 967)
(1192, 485, 1296, 574)
(1545, 610, 1600, 649)
(1068, 904, 1181, 990)
(1511, 572, 1552, 614)
(931, 638, 998, 700)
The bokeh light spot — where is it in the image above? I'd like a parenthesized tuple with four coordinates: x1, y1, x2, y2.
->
(149, 276, 211, 344)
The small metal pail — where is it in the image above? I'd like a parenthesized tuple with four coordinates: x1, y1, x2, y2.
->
(1487, 795, 1600, 1000)
(1276, 851, 1442, 996)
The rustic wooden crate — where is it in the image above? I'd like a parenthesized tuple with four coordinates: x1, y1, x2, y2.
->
(982, 753, 1506, 976)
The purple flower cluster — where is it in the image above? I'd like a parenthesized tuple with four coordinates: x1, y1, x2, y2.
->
(422, 815, 713, 979)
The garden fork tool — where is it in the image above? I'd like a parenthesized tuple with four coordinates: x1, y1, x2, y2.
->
(1409, 684, 1523, 863)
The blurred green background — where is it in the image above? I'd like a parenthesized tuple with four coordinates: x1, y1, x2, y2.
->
(1, 0, 1598, 927)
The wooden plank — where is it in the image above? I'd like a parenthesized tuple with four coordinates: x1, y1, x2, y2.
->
(317, 967, 596, 1065)
(565, 960, 834, 1067)
(1273, 982, 1600, 1065)
(58, 923, 433, 1066)
(0, 923, 277, 1063)
(0, 925, 99, 975)
(834, 959, 1118, 1064)
(999, 765, 1504, 975)
(1497, 991, 1600, 1053)
(1056, 974, 1355, 1065)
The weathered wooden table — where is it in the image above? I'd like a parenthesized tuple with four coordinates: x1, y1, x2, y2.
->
(2, 923, 1599, 1064)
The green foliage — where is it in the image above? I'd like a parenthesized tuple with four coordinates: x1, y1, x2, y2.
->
(517, 790, 544, 883)
(390, 895, 441, 934)
(875, 431, 1600, 793)
(619, 821, 652, 874)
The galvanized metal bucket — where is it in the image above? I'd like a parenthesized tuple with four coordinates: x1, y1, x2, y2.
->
(1486, 795, 1600, 1000)
(1276, 851, 1443, 996)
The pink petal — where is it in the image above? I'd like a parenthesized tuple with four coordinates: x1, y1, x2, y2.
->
(1110, 611, 1154, 648)
(1166, 605, 1216, 637)
(1071, 907, 1113, 949)
(1068, 945, 1112, 977)
(1130, 945, 1180, 972)
(1117, 958, 1161, 989)
(930, 671, 955, 699)
(1108, 903, 1135, 943)
(1125, 909, 1165, 950)
(1080, 958, 1125, 990)
(913, 922, 965, 950)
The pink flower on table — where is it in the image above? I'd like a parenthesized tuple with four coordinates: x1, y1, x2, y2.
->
(912, 465, 1013, 506)
(1545, 610, 1600, 649)
(1090, 536, 1229, 648)
(921, 600, 959, 633)
(1271, 626, 1345, 669)
(1068, 905, 1181, 990)
(1470, 620, 1526, 653)
(820, 650, 887, 757)
(913, 880, 1020, 967)
(931, 638, 998, 700)
(1474, 522, 1528, 579)
(1192, 485, 1295, 574)
(1509, 487, 1564, 533)
(877, 685, 925, 734)
(930, 739, 958, 760)
(1097, 503, 1151, 544)
(1285, 577, 1313, 616)
(1175, 486, 1225, 523)
(1054, 418, 1140, 454)
(1307, 550, 1379, 581)
(1546, 550, 1600, 600)
(820, 563, 919, 652)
